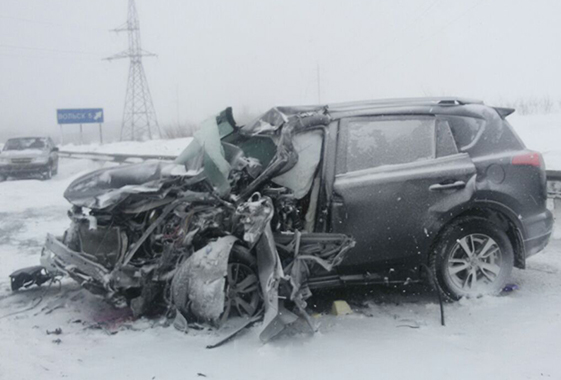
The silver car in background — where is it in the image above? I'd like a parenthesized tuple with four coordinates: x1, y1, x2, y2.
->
(0, 137, 59, 181)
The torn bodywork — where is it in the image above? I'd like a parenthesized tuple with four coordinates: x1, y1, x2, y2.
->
(10, 266, 54, 291)
(13, 106, 355, 342)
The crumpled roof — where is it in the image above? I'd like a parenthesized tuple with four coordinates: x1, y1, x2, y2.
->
(241, 106, 327, 135)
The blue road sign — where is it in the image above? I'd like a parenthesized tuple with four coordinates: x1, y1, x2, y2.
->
(57, 108, 104, 124)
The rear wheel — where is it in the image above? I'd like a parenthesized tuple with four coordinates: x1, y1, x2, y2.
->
(430, 216, 514, 300)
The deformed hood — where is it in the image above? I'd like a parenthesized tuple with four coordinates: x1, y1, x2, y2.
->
(63, 106, 330, 210)
(64, 161, 175, 209)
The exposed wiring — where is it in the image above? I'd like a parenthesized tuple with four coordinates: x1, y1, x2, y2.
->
(0, 278, 60, 320)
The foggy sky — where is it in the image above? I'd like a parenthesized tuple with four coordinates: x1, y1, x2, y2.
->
(1, 0, 560, 143)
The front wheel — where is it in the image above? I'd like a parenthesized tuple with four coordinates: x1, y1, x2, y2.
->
(42, 164, 53, 180)
(430, 216, 514, 300)
(219, 245, 261, 325)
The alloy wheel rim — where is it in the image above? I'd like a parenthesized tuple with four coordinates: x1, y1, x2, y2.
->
(446, 233, 503, 293)
(220, 262, 260, 325)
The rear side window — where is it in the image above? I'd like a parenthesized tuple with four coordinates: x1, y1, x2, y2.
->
(444, 115, 485, 151)
(477, 119, 524, 154)
(340, 116, 435, 173)
(444, 115, 523, 155)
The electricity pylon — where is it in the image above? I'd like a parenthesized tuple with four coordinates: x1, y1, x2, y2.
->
(105, 0, 160, 141)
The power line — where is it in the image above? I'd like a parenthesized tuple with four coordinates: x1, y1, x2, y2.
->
(0, 14, 101, 31)
(375, 0, 442, 57)
(381, 0, 486, 71)
(0, 51, 100, 62)
(0, 43, 102, 56)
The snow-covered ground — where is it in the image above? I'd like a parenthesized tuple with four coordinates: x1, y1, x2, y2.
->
(1, 114, 561, 379)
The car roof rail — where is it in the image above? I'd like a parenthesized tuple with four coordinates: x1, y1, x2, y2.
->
(326, 97, 484, 114)
(437, 98, 483, 106)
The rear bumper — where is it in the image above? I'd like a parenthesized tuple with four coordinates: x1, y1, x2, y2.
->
(522, 209, 553, 258)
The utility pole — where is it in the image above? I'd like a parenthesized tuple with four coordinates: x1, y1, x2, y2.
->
(176, 84, 180, 127)
(105, 0, 160, 141)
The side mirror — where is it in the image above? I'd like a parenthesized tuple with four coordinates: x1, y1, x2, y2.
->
(52, 147, 59, 152)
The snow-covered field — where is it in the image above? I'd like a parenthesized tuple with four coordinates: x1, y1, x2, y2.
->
(1, 115, 561, 379)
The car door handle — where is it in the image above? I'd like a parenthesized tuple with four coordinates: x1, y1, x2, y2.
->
(429, 180, 466, 191)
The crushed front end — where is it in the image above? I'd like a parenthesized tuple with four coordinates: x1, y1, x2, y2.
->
(12, 107, 356, 342)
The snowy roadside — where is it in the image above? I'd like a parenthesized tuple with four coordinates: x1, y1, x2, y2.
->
(1, 172, 560, 380)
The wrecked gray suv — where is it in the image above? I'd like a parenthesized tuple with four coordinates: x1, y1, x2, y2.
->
(11, 98, 552, 342)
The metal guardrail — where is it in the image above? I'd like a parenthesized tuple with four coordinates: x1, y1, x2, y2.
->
(58, 150, 177, 163)
(547, 170, 561, 199)
(547, 170, 561, 181)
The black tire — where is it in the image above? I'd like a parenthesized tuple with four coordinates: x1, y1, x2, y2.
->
(430, 216, 514, 301)
(42, 163, 53, 180)
(219, 244, 261, 324)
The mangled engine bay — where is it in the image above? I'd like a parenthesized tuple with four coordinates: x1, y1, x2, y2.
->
(12, 107, 355, 342)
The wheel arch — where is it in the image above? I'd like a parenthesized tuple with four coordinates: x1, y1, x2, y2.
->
(428, 201, 526, 269)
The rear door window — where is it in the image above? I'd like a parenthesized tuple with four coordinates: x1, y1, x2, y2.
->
(338, 116, 436, 173)
(436, 119, 459, 157)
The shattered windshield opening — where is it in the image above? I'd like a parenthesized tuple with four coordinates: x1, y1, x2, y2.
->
(174, 106, 328, 202)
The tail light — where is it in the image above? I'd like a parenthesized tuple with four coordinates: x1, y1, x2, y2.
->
(511, 151, 544, 168)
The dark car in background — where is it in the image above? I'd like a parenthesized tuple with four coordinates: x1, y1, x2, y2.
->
(12, 97, 553, 341)
(0, 137, 59, 181)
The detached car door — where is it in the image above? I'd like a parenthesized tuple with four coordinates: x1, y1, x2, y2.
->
(331, 115, 476, 274)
